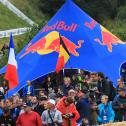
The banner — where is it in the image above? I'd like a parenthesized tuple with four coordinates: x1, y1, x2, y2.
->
(0, 27, 31, 38)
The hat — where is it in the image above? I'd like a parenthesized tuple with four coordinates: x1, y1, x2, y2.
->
(48, 99, 56, 105)
(23, 102, 32, 107)
(68, 89, 75, 93)
(118, 87, 125, 92)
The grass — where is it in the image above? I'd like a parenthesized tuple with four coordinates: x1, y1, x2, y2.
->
(9, 0, 48, 24)
(0, 34, 26, 49)
(0, 3, 29, 30)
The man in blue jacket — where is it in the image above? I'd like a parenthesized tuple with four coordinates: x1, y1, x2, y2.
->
(97, 95, 115, 124)
(22, 80, 34, 97)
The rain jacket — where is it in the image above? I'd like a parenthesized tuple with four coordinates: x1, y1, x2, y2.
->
(56, 97, 80, 126)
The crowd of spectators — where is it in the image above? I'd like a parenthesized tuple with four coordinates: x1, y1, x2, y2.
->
(0, 71, 126, 126)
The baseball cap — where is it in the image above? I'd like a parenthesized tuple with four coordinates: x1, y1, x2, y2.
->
(23, 102, 32, 107)
(48, 99, 56, 105)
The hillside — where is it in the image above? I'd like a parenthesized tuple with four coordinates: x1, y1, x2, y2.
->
(0, 3, 29, 30)
(9, 0, 48, 24)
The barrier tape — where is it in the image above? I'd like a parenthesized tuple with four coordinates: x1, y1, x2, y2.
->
(0, 27, 31, 38)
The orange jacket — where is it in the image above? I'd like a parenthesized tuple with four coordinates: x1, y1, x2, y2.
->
(56, 97, 80, 126)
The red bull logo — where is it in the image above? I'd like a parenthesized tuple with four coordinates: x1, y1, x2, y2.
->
(84, 19, 97, 30)
(95, 25, 125, 52)
(42, 21, 78, 33)
(20, 31, 83, 72)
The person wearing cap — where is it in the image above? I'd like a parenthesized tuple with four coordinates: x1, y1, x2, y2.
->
(16, 102, 42, 126)
(42, 99, 63, 126)
(68, 89, 76, 101)
(22, 80, 34, 97)
(56, 96, 80, 126)
(0, 107, 15, 126)
(112, 87, 126, 121)
(97, 95, 115, 124)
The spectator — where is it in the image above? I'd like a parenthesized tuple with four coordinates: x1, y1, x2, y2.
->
(31, 96, 38, 109)
(76, 89, 90, 124)
(16, 102, 42, 126)
(0, 101, 3, 116)
(97, 72, 111, 96)
(42, 99, 63, 126)
(1, 43, 9, 55)
(61, 77, 73, 96)
(0, 86, 4, 100)
(71, 75, 78, 88)
(0, 107, 15, 126)
(116, 78, 125, 92)
(88, 72, 98, 90)
(4, 98, 12, 108)
(97, 95, 115, 124)
(42, 76, 56, 93)
(77, 70, 85, 90)
(2, 80, 9, 94)
(68, 89, 76, 101)
(112, 87, 126, 121)
(22, 80, 34, 97)
(56, 96, 80, 126)
(38, 90, 46, 98)
(88, 93, 98, 125)
(34, 96, 48, 116)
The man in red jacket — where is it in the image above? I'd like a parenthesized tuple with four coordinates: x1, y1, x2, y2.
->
(56, 96, 80, 126)
(16, 102, 42, 126)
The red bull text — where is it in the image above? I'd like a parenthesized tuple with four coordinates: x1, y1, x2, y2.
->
(42, 21, 78, 33)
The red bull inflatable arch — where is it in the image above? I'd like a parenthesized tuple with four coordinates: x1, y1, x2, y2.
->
(0, 0, 126, 96)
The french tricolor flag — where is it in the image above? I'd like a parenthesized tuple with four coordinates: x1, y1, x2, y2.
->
(4, 34, 18, 89)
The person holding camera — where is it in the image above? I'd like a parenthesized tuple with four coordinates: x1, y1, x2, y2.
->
(42, 99, 63, 126)
(56, 96, 80, 126)
(112, 87, 126, 121)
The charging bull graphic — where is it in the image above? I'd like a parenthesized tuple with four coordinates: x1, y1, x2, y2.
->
(20, 31, 83, 73)
(95, 26, 125, 52)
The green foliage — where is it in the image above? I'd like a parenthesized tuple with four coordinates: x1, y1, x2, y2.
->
(38, 0, 65, 17)
(103, 20, 126, 41)
(0, 3, 29, 30)
(117, 6, 126, 20)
